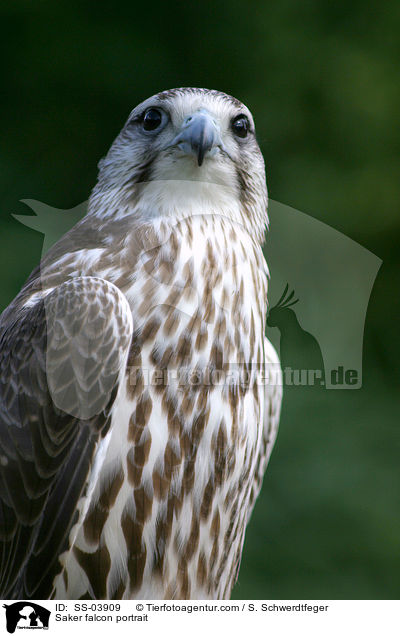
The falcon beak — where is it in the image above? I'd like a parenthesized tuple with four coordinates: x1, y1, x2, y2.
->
(169, 110, 222, 166)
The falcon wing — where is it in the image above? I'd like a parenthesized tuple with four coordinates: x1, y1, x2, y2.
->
(0, 276, 132, 599)
(248, 337, 282, 515)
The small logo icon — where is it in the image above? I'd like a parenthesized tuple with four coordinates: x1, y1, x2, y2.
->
(2, 603, 50, 634)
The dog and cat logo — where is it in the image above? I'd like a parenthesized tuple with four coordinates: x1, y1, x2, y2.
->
(2, 603, 50, 633)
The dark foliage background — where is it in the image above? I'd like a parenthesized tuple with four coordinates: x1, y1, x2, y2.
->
(0, 0, 398, 599)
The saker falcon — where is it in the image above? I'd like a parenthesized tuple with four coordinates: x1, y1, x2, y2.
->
(0, 88, 282, 600)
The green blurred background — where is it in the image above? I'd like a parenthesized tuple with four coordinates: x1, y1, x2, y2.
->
(0, 0, 399, 599)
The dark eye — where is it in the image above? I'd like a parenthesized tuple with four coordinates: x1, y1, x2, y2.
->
(142, 108, 163, 131)
(231, 115, 250, 138)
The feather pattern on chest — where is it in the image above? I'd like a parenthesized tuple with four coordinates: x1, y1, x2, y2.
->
(52, 208, 270, 600)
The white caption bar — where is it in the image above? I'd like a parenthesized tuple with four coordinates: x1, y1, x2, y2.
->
(1, 600, 398, 636)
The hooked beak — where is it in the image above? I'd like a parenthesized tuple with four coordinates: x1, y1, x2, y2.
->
(168, 110, 223, 166)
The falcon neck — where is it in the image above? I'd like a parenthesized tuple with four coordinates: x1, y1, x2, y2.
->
(88, 179, 268, 246)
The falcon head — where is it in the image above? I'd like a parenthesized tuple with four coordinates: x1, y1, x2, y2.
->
(91, 88, 268, 240)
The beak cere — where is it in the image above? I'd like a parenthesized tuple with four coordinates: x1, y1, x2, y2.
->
(173, 110, 220, 166)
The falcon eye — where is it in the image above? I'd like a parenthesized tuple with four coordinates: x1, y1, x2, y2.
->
(142, 108, 163, 131)
(231, 115, 250, 138)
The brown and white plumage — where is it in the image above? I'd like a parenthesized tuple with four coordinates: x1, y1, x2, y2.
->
(0, 88, 281, 600)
